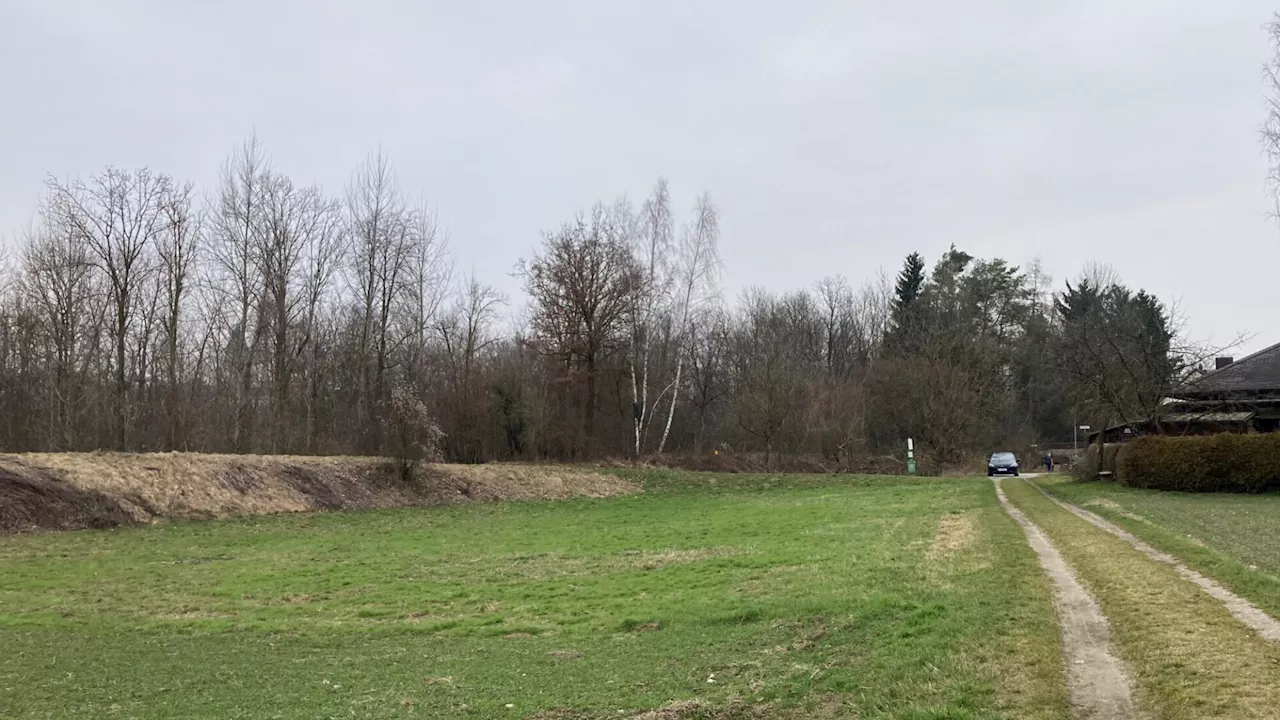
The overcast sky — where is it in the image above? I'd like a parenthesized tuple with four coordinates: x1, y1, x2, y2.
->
(3, 1, 1278, 355)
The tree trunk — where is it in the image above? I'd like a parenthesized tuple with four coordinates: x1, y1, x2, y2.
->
(584, 349, 597, 452)
(115, 305, 128, 451)
(657, 356, 683, 454)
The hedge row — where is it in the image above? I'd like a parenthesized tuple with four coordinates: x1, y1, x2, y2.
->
(1115, 433, 1280, 493)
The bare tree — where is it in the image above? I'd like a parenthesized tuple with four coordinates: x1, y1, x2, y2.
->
(297, 194, 346, 453)
(520, 206, 640, 452)
(686, 308, 728, 453)
(208, 136, 270, 451)
(48, 167, 169, 449)
(1265, 15, 1280, 219)
(655, 192, 721, 454)
(19, 217, 100, 448)
(728, 289, 811, 467)
(347, 150, 416, 451)
(257, 175, 343, 451)
(438, 276, 506, 461)
(400, 203, 453, 380)
(627, 180, 672, 457)
(156, 181, 200, 449)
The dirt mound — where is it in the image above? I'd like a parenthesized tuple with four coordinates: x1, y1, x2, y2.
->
(424, 465, 637, 503)
(0, 454, 639, 533)
(0, 464, 135, 533)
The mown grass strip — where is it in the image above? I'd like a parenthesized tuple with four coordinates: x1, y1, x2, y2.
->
(1002, 478, 1280, 720)
(1038, 478, 1280, 621)
(1027, 479, 1280, 642)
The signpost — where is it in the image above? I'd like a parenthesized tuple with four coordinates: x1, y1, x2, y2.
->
(907, 438, 916, 475)
(1075, 425, 1091, 455)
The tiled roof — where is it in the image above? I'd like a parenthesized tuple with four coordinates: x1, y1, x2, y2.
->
(1177, 342, 1280, 397)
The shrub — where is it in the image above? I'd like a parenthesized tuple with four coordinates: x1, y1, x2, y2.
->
(1076, 442, 1120, 481)
(1116, 433, 1280, 493)
(1102, 443, 1121, 474)
(1076, 443, 1100, 480)
(387, 383, 445, 482)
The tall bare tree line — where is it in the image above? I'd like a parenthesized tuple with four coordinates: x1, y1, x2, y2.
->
(0, 138, 1195, 465)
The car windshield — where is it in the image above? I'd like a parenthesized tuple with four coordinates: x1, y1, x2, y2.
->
(991, 453, 1016, 464)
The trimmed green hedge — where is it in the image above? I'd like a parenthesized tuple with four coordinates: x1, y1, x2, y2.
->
(1115, 433, 1280, 493)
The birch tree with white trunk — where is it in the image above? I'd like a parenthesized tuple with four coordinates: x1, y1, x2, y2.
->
(627, 179, 673, 457)
(656, 192, 721, 454)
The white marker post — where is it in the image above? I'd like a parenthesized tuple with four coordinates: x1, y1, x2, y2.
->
(1075, 425, 1091, 455)
(907, 437, 916, 475)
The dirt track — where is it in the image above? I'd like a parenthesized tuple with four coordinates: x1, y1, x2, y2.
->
(1027, 479, 1280, 643)
(993, 478, 1138, 719)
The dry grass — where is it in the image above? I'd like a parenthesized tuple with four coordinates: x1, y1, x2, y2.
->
(433, 463, 639, 503)
(631, 701, 706, 719)
(0, 453, 638, 531)
(501, 546, 748, 581)
(928, 510, 977, 559)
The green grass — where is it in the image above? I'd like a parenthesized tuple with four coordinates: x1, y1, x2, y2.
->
(0, 472, 1068, 719)
(1035, 477, 1280, 619)
(1001, 478, 1280, 719)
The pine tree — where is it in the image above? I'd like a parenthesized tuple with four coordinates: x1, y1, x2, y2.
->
(891, 252, 926, 328)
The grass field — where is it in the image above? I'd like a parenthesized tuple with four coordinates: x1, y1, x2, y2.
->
(0, 471, 1069, 719)
(1036, 477, 1280, 619)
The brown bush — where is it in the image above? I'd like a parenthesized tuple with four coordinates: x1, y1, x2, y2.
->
(1116, 433, 1280, 493)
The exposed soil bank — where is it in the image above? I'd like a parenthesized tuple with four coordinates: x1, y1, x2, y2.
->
(0, 453, 638, 533)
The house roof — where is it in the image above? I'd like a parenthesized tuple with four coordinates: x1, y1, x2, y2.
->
(1175, 342, 1280, 398)
(1162, 411, 1255, 424)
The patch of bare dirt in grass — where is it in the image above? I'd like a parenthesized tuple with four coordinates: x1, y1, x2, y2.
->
(624, 547, 743, 569)
(156, 610, 236, 621)
(528, 699, 786, 720)
(928, 511, 976, 559)
(507, 547, 746, 581)
(631, 701, 705, 719)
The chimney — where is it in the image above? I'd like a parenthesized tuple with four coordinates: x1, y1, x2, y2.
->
(1216, 357, 1234, 370)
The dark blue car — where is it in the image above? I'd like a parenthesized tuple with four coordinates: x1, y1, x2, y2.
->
(988, 452, 1019, 477)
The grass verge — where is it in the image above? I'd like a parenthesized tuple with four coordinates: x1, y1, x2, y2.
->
(1035, 478, 1280, 620)
(1001, 478, 1280, 719)
(0, 473, 1067, 719)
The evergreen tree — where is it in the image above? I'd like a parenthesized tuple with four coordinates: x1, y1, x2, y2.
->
(891, 252, 926, 326)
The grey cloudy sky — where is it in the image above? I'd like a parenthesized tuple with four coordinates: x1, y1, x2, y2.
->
(2, 1, 1278, 354)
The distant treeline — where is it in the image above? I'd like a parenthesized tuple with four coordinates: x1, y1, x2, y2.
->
(0, 137, 1197, 465)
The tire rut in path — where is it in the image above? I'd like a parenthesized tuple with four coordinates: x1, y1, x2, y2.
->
(993, 479, 1138, 720)
(1027, 480, 1280, 643)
